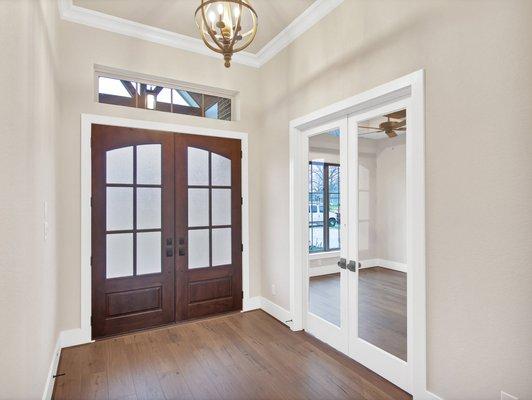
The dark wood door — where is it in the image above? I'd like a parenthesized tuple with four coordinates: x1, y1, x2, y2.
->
(174, 134, 242, 320)
(91, 125, 175, 338)
(91, 125, 242, 339)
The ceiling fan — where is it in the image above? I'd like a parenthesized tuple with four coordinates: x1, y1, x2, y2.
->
(358, 109, 406, 138)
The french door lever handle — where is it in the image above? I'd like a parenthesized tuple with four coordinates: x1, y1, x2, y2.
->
(347, 260, 357, 272)
(337, 258, 347, 269)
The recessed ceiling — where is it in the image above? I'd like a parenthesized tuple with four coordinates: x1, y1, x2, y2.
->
(73, 0, 315, 54)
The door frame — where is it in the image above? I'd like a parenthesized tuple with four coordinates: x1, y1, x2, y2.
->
(289, 70, 427, 397)
(79, 113, 250, 345)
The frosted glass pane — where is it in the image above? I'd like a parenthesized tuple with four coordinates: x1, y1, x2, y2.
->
(106, 187, 133, 230)
(137, 188, 161, 229)
(188, 188, 209, 227)
(211, 153, 231, 186)
(137, 232, 161, 275)
(212, 228, 232, 266)
(188, 147, 209, 186)
(106, 233, 133, 278)
(107, 147, 133, 184)
(359, 191, 370, 220)
(188, 229, 209, 268)
(137, 144, 161, 185)
(212, 189, 231, 226)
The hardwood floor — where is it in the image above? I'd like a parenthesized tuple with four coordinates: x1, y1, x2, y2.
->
(309, 267, 407, 361)
(53, 310, 410, 400)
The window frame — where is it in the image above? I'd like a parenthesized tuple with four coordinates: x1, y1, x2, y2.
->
(308, 160, 340, 254)
(94, 65, 237, 121)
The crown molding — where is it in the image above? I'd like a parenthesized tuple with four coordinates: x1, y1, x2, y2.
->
(58, 0, 344, 69)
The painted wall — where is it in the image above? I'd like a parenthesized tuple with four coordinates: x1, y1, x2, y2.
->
(0, 0, 60, 397)
(258, 1, 532, 398)
(55, 17, 262, 332)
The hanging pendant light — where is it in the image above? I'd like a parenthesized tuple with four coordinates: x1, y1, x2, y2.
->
(195, 0, 258, 68)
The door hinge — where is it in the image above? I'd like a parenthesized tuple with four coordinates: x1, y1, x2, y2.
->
(90, 316, 93, 326)
(241, 291, 244, 299)
(240, 150, 243, 159)
(90, 256, 93, 266)
(90, 196, 93, 207)
(241, 243, 243, 252)
(240, 197, 243, 205)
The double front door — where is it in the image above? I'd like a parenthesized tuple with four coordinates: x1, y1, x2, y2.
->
(91, 125, 242, 339)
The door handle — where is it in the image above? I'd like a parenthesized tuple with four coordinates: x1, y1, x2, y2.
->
(165, 238, 174, 257)
(347, 260, 357, 272)
(337, 258, 347, 269)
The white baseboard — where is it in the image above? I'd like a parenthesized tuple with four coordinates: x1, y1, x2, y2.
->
(360, 258, 408, 273)
(42, 336, 62, 400)
(242, 295, 261, 311)
(260, 297, 292, 327)
(309, 263, 339, 277)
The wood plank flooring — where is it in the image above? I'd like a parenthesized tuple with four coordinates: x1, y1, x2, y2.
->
(53, 310, 410, 400)
(309, 267, 407, 361)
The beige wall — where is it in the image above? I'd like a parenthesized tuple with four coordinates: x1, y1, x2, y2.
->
(0, 0, 60, 398)
(55, 19, 262, 330)
(259, 0, 532, 398)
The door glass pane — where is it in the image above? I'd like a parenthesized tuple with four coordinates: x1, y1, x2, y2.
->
(357, 109, 407, 361)
(308, 129, 341, 327)
(188, 229, 210, 268)
(106, 187, 133, 230)
(137, 231, 161, 275)
(211, 153, 231, 186)
(188, 188, 209, 227)
(137, 144, 161, 185)
(188, 147, 209, 186)
(106, 146, 133, 184)
(211, 189, 231, 226)
(137, 188, 161, 229)
(106, 233, 133, 278)
(212, 228, 231, 266)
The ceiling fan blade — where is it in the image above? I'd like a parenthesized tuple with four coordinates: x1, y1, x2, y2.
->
(358, 125, 382, 130)
(358, 130, 383, 136)
(385, 109, 406, 120)
(393, 120, 406, 128)
(386, 131, 398, 138)
(395, 127, 406, 131)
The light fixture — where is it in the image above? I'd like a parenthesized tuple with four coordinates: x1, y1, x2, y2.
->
(195, 0, 258, 68)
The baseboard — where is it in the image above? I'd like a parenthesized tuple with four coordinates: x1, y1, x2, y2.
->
(415, 390, 443, 400)
(42, 336, 62, 400)
(260, 297, 292, 327)
(360, 258, 408, 273)
(309, 263, 338, 277)
(242, 295, 261, 311)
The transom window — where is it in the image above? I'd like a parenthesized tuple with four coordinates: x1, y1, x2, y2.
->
(97, 75, 232, 121)
(309, 161, 340, 253)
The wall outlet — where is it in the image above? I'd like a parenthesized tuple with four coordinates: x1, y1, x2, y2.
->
(271, 284, 277, 296)
(501, 391, 518, 400)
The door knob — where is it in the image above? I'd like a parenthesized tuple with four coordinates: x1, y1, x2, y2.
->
(347, 260, 357, 272)
(337, 258, 347, 269)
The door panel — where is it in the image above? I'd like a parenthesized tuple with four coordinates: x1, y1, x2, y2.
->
(175, 134, 242, 321)
(91, 125, 175, 338)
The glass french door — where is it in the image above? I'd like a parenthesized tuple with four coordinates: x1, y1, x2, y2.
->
(305, 117, 349, 353)
(346, 100, 412, 393)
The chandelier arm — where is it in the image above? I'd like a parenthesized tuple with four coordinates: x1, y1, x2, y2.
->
(228, 2, 243, 50)
(198, 1, 225, 52)
(232, 11, 257, 52)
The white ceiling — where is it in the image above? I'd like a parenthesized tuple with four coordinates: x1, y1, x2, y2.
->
(73, 0, 315, 54)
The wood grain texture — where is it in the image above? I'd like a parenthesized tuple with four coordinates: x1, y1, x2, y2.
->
(53, 310, 410, 400)
(309, 267, 407, 361)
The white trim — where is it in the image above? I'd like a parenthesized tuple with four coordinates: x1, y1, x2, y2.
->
(308, 250, 340, 260)
(308, 264, 339, 277)
(41, 337, 61, 400)
(254, 0, 345, 66)
(242, 296, 261, 311)
(360, 258, 408, 273)
(289, 70, 429, 398)
(260, 297, 292, 327)
(79, 114, 251, 346)
(57, 0, 344, 69)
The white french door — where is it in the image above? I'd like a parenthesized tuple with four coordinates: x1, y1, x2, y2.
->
(346, 98, 412, 393)
(304, 117, 349, 353)
(304, 100, 413, 393)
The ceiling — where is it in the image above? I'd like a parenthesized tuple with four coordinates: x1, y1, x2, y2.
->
(73, 0, 316, 54)
(358, 115, 407, 140)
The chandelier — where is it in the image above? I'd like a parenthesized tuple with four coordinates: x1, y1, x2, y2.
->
(195, 0, 258, 68)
